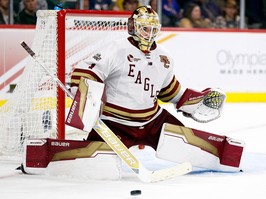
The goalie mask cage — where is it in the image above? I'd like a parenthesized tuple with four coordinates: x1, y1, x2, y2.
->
(0, 9, 130, 155)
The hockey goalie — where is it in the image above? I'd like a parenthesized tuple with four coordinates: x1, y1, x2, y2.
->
(23, 6, 245, 180)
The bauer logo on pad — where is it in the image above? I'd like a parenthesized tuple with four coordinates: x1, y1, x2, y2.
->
(66, 77, 105, 132)
(65, 89, 85, 131)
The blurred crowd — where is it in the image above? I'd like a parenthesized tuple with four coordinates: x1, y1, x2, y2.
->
(0, 0, 266, 29)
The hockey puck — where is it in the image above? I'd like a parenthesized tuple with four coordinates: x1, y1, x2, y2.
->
(130, 190, 141, 196)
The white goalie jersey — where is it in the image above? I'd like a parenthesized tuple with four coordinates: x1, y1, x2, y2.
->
(71, 37, 184, 126)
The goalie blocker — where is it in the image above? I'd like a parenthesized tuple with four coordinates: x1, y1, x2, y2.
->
(66, 77, 105, 132)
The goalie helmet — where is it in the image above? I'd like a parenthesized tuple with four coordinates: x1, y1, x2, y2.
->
(128, 5, 161, 52)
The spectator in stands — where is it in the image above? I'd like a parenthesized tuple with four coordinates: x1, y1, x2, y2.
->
(122, 0, 139, 12)
(0, 0, 10, 24)
(19, 0, 47, 11)
(213, 0, 241, 29)
(211, 0, 225, 8)
(183, 0, 222, 23)
(48, 0, 77, 9)
(109, 1, 121, 11)
(162, 0, 182, 27)
(198, 0, 222, 21)
(139, 0, 149, 6)
(149, 0, 157, 12)
(179, 2, 212, 28)
(16, 0, 37, 24)
(115, 0, 141, 11)
(92, 0, 112, 10)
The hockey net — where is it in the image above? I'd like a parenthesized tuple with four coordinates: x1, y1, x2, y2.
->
(0, 9, 129, 155)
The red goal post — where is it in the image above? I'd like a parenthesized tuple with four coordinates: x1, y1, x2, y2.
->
(0, 9, 130, 155)
(56, 9, 131, 139)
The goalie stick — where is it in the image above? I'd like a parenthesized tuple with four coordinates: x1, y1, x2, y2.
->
(20, 41, 192, 182)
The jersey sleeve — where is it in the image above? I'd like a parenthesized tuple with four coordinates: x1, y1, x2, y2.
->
(70, 45, 116, 87)
(157, 75, 184, 103)
(157, 53, 185, 103)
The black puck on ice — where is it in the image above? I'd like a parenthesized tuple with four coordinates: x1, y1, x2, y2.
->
(130, 190, 141, 196)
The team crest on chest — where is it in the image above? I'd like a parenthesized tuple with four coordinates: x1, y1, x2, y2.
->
(159, 55, 170, 68)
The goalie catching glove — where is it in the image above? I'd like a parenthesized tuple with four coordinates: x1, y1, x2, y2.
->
(176, 88, 226, 123)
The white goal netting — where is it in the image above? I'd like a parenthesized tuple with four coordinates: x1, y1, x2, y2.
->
(0, 10, 129, 155)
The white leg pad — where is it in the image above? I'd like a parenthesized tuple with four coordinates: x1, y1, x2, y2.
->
(156, 123, 245, 172)
(23, 138, 122, 180)
(46, 154, 122, 180)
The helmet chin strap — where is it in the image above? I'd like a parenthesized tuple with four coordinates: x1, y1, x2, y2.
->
(133, 36, 153, 52)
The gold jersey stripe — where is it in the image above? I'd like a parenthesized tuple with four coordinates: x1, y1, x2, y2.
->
(159, 84, 181, 102)
(159, 78, 181, 102)
(165, 123, 219, 156)
(103, 103, 159, 120)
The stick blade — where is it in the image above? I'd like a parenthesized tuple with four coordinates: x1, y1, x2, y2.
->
(149, 162, 192, 183)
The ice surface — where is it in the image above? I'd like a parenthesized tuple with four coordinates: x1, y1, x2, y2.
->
(1, 103, 266, 199)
